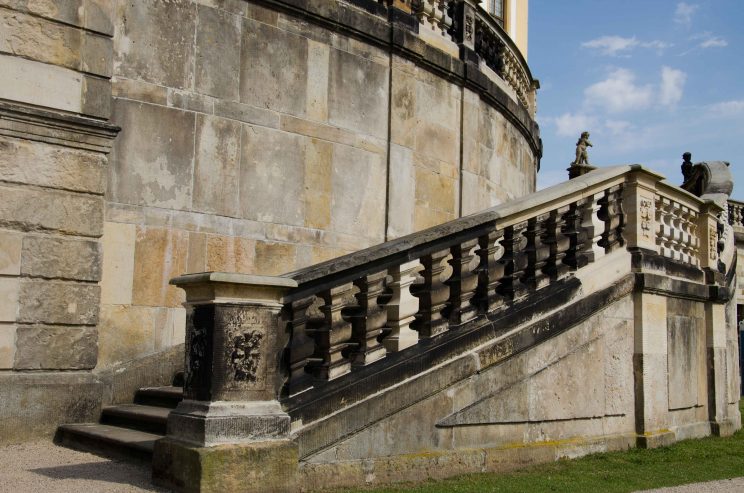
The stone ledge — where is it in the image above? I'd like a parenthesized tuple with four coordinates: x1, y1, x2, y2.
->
(0, 101, 119, 153)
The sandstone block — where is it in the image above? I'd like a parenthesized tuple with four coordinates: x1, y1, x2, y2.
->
(114, 0, 195, 89)
(193, 115, 241, 217)
(0, 277, 19, 323)
(304, 139, 333, 230)
(83, 0, 115, 35)
(213, 99, 279, 128)
(0, 136, 106, 194)
(254, 241, 297, 276)
(0, 0, 82, 28)
(0, 230, 22, 275)
(131, 227, 188, 308)
(168, 89, 214, 114)
(14, 325, 96, 369)
(240, 18, 308, 117)
(187, 232, 207, 273)
(18, 280, 100, 325)
(328, 48, 388, 140)
(82, 74, 112, 119)
(205, 235, 256, 273)
(386, 144, 415, 239)
(0, 324, 15, 369)
(0, 185, 103, 237)
(100, 221, 136, 305)
(97, 304, 165, 367)
(81, 31, 113, 77)
(240, 125, 305, 226)
(195, 5, 241, 101)
(0, 54, 83, 114)
(0, 9, 81, 70)
(305, 39, 330, 122)
(112, 77, 167, 105)
(21, 236, 102, 281)
(109, 100, 195, 210)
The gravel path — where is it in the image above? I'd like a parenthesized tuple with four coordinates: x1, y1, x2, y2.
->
(0, 441, 165, 493)
(637, 478, 744, 492)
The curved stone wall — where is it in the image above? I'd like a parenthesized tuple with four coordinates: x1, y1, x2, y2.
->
(98, 0, 541, 371)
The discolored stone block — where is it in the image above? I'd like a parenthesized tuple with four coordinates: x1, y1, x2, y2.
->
(82, 75, 112, 119)
(254, 241, 297, 276)
(131, 227, 189, 308)
(0, 277, 19, 322)
(21, 236, 102, 281)
(112, 77, 167, 105)
(239, 125, 305, 226)
(0, 185, 103, 237)
(0, 230, 22, 276)
(386, 144, 415, 239)
(240, 19, 308, 117)
(81, 31, 112, 77)
(304, 138, 333, 230)
(14, 325, 96, 369)
(193, 115, 242, 217)
(114, 0, 196, 89)
(100, 221, 136, 305)
(18, 280, 100, 325)
(83, 0, 115, 35)
(195, 5, 241, 101)
(205, 235, 256, 273)
(0, 9, 81, 70)
(97, 304, 166, 366)
(0, 324, 15, 369)
(0, 136, 106, 194)
(328, 48, 389, 140)
(109, 100, 195, 210)
(0, 54, 83, 114)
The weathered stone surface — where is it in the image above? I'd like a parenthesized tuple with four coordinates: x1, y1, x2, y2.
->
(0, 323, 15, 368)
(195, 5, 241, 100)
(109, 100, 195, 210)
(0, 54, 83, 114)
(131, 227, 188, 308)
(114, 0, 195, 89)
(304, 139, 333, 230)
(240, 18, 308, 117)
(386, 144, 415, 239)
(14, 325, 96, 369)
(0, 9, 81, 70)
(112, 77, 167, 105)
(81, 31, 113, 77)
(0, 185, 103, 237)
(667, 310, 704, 410)
(240, 125, 305, 226)
(0, 136, 106, 194)
(0, 372, 102, 444)
(205, 235, 256, 273)
(98, 304, 166, 367)
(328, 48, 388, 140)
(100, 221, 136, 305)
(193, 115, 241, 217)
(0, 230, 22, 275)
(17, 280, 100, 325)
(81, 75, 112, 119)
(83, 0, 115, 35)
(254, 241, 297, 276)
(20, 236, 102, 281)
(168, 89, 214, 114)
(0, 277, 19, 322)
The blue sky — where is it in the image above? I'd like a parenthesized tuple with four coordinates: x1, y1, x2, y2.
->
(530, 0, 744, 198)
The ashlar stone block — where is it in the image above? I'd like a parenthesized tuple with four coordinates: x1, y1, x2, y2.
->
(18, 280, 100, 325)
(21, 236, 102, 281)
(14, 325, 96, 370)
(0, 230, 22, 276)
(100, 221, 136, 305)
(193, 115, 242, 218)
(131, 227, 188, 308)
(0, 278, 19, 322)
(195, 5, 241, 101)
(0, 324, 15, 369)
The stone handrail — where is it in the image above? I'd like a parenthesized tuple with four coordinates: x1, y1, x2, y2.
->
(728, 199, 744, 229)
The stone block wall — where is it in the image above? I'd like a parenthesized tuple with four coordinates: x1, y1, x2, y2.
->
(99, 0, 540, 369)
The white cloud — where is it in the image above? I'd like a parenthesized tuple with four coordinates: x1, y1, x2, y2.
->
(582, 36, 672, 56)
(553, 112, 598, 138)
(604, 120, 632, 135)
(674, 2, 698, 27)
(659, 66, 686, 107)
(700, 36, 728, 48)
(584, 69, 653, 113)
(708, 100, 744, 116)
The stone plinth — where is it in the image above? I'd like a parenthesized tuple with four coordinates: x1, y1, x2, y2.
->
(153, 273, 299, 493)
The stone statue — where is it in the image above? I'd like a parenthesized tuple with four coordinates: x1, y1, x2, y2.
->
(567, 131, 597, 179)
(573, 131, 593, 166)
(680, 152, 693, 184)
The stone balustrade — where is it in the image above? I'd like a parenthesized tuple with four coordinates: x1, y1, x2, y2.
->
(728, 199, 744, 229)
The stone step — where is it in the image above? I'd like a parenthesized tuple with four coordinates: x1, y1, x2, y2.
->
(134, 386, 183, 409)
(55, 423, 161, 462)
(100, 404, 171, 434)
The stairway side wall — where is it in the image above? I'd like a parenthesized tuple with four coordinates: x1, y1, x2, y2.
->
(297, 283, 737, 490)
(98, 1, 539, 372)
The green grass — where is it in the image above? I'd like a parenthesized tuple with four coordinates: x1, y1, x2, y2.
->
(342, 401, 744, 493)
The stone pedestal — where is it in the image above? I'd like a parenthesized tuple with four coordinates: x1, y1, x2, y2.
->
(152, 272, 299, 493)
(567, 163, 597, 180)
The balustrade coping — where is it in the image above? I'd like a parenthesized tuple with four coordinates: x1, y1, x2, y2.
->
(280, 165, 670, 290)
(171, 272, 298, 289)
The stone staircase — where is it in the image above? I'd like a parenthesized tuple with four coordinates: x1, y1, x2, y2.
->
(56, 376, 183, 462)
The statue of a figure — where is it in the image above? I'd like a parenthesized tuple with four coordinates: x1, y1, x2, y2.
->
(573, 131, 593, 166)
(681, 152, 693, 183)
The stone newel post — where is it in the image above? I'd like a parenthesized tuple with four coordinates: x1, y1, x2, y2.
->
(152, 272, 299, 493)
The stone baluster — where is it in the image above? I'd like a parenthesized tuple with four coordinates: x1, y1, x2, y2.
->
(435, 0, 453, 36)
(598, 184, 625, 254)
(561, 198, 591, 271)
(682, 207, 700, 266)
(286, 296, 317, 396)
(474, 229, 505, 313)
(306, 283, 355, 380)
(445, 238, 479, 325)
(382, 260, 421, 351)
(346, 271, 388, 366)
(496, 221, 528, 302)
(584, 191, 606, 262)
(542, 205, 570, 282)
(412, 249, 451, 338)
(521, 213, 551, 291)
(655, 196, 675, 260)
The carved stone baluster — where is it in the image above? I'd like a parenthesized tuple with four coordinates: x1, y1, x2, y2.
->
(307, 284, 355, 380)
(561, 198, 591, 271)
(346, 271, 388, 366)
(445, 238, 479, 325)
(542, 206, 570, 282)
(598, 184, 625, 254)
(286, 296, 317, 396)
(496, 221, 528, 302)
(474, 229, 505, 313)
(382, 260, 420, 352)
(521, 213, 551, 291)
(655, 196, 674, 259)
(412, 249, 451, 338)
(583, 192, 605, 263)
